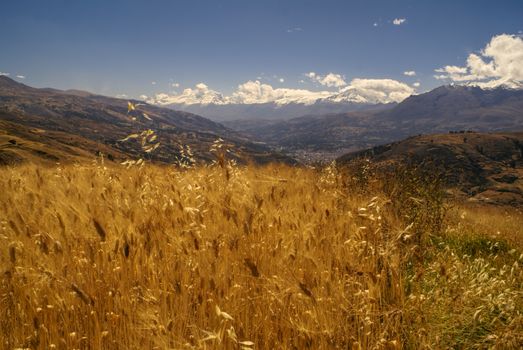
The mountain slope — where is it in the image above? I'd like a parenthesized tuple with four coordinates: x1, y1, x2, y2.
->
(0, 76, 293, 165)
(338, 132, 523, 205)
(382, 85, 523, 123)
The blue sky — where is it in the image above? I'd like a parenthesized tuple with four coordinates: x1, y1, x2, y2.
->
(1, 0, 522, 103)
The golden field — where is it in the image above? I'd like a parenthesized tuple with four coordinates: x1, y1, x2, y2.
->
(1, 160, 522, 349)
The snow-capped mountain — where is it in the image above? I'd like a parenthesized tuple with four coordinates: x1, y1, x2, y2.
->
(146, 79, 409, 121)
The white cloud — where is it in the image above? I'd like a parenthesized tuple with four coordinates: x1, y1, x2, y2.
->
(373, 22, 378, 27)
(306, 72, 347, 88)
(151, 81, 157, 85)
(287, 27, 302, 33)
(433, 66, 471, 80)
(139, 94, 148, 100)
(150, 83, 227, 105)
(149, 77, 414, 106)
(279, 78, 285, 83)
(0, 72, 10, 76)
(16, 75, 25, 79)
(171, 82, 180, 88)
(116, 94, 128, 99)
(393, 18, 406, 25)
(328, 78, 414, 104)
(434, 34, 523, 88)
(149, 80, 330, 106)
(403, 71, 416, 76)
(413, 82, 421, 88)
(229, 80, 331, 105)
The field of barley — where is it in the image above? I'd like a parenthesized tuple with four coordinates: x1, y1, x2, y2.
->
(1, 160, 522, 349)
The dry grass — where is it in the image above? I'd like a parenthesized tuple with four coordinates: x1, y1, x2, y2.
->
(0, 160, 522, 349)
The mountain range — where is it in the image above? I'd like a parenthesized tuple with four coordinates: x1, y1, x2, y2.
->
(158, 101, 392, 122)
(224, 85, 523, 161)
(147, 79, 408, 122)
(1, 76, 522, 167)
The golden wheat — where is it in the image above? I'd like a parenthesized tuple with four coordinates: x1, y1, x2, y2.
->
(0, 162, 521, 349)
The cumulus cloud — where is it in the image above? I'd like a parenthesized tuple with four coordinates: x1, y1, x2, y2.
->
(434, 65, 469, 81)
(393, 18, 406, 25)
(403, 71, 416, 76)
(16, 75, 25, 79)
(306, 72, 347, 88)
(329, 78, 414, 104)
(0, 72, 10, 76)
(434, 34, 523, 88)
(279, 78, 285, 83)
(413, 82, 421, 88)
(229, 80, 331, 105)
(149, 77, 413, 106)
(150, 83, 227, 105)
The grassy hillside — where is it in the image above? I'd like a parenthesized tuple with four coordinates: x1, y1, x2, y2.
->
(0, 76, 293, 166)
(339, 132, 523, 206)
(1, 161, 522, 349)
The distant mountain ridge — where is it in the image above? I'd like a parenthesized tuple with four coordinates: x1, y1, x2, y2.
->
(383, 84, 523, 123)
(167, 101, 394, 122)
(149, 79, 403, 122)
(0, 76, 293, 165)
(223, 85, 523, 161)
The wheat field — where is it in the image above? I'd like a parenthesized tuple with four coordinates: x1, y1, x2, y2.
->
(1, 160, 522, 349)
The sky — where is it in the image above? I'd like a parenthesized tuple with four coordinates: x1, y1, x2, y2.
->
(1, 0, 522, 105)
